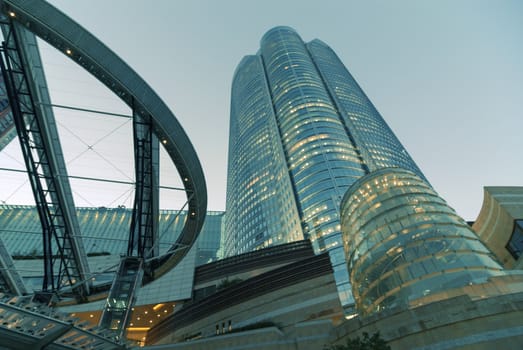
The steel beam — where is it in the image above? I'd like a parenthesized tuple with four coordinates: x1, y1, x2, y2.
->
(128, 109, 159, 261)
(0, 237, 27, 295)
(0, 0, 207, 283)
(0, 17, 90, 298)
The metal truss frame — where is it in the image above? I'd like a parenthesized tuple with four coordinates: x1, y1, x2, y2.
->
(128, 109, 159, 261)
(0, 16, 90, 298)
(0, 0, 207, 283)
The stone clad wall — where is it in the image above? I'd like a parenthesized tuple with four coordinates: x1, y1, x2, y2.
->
(332, 282, 523, 350)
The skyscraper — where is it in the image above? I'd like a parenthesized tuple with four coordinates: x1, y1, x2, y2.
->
(224, 26, 425, 307)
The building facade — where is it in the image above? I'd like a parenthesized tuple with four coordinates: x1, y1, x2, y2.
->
(340, 168, 506, 315)
(0, 205, 224, 292)
(224, 26, 425, 307)
(472, 187, 523, 268)
(0, 205, 224, 344)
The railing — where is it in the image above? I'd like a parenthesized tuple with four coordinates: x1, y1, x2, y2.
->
(0, 293, 125, 349)
(194, 240, 314, 284)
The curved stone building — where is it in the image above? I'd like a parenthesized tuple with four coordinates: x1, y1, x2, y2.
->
(472, 187, 523, 268)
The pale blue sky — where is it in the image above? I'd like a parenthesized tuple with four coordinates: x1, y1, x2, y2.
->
(1, 1, 522, 220)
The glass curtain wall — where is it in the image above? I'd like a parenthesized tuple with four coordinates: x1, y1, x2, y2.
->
(341, 168, 504, 315)
(226, 26, 430, 308)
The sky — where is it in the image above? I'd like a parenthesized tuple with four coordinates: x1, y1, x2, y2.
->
(1, 0, 522, 220)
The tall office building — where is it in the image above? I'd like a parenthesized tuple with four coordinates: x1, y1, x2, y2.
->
(224, 26, 425, 306)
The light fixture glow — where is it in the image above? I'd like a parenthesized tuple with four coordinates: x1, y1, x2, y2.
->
(152, 303, 165, 311)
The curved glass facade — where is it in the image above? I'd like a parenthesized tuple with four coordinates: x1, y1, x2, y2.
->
(225, 26, 428, 307)
(224, 55, 304, 255)
(340, 168, 503, 315)
(306, 40, 426, 180)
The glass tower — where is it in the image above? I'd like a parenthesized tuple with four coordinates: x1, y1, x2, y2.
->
(224, 26, 425, 307)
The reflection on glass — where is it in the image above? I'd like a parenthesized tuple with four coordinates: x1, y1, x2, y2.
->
(341, 168, 503, 315)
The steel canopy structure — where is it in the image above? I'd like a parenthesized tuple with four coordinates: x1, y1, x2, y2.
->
(0, 0, 207, 296)
(0, 294, 125, 350)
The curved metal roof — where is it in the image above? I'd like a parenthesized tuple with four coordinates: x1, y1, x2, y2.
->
(0, 0, 207, 278)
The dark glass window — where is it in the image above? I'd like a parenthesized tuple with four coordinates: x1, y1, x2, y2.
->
(507, 220, 523, 259)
